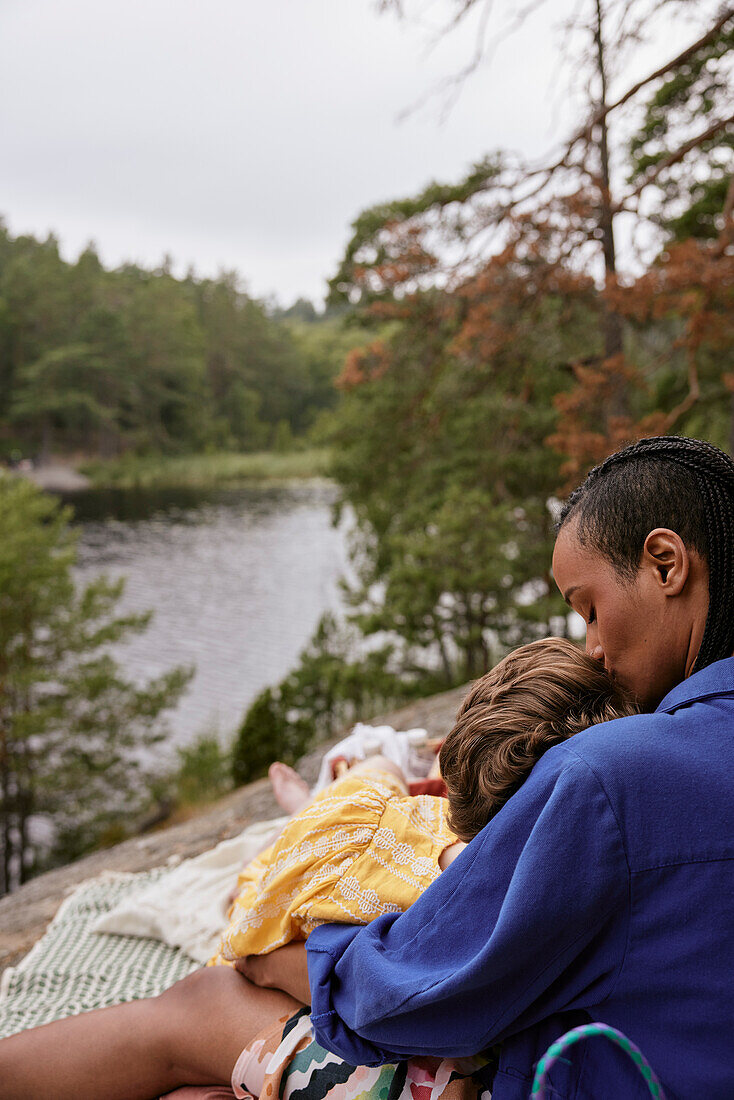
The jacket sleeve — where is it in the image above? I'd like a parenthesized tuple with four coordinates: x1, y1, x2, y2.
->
(305, 746, 630, 1065)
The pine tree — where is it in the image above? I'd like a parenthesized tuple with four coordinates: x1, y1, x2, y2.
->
(0, 477, 191, 893)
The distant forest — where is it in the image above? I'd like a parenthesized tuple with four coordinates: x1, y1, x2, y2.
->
(0, 224, 360, 461)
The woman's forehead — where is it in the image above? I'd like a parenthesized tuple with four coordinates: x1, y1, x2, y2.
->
(552, 522, 605, 593)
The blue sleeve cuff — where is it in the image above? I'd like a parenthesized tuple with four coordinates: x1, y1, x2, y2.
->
(306, 923, 397, 1066)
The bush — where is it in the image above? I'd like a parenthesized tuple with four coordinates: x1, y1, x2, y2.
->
(232, 687, 300, 786)
(174, 732, 233, 806)
(231, 613, 445, 787)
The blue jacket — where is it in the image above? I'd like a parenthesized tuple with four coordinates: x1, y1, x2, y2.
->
(306, 658, 734, 1099)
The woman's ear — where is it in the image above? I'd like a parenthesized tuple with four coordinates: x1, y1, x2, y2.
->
(642, 528, 690, 595)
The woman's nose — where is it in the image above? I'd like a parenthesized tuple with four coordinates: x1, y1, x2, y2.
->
(585, 620, 603, 660)
(586, 626, 603, 662)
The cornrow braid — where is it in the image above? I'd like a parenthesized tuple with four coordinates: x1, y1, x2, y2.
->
(558, 436, 734, 673)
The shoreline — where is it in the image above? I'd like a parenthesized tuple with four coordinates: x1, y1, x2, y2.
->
(4, 449, 332, 494)
(80, 448, 332, 491)
(10, 462, 92, 493)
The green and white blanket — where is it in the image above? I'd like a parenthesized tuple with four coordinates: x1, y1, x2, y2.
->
(0, 871, 199, 1039)
(0, 816, 287, 1039)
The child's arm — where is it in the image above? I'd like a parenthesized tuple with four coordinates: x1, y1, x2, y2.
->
(236, 942, 311, 1005)
(438, 840, 466, 869)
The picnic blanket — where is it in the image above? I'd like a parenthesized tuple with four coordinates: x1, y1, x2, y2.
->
(0, 870, 198, 1039)
(91, 817, 287, 963)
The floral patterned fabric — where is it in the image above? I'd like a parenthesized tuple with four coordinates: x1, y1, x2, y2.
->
(251, 1008, 495, 1100)
(161, 1008, 496, 1100)
(209, 770, 457, 966)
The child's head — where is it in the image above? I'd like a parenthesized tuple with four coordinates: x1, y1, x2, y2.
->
(439, 637, 638, 842)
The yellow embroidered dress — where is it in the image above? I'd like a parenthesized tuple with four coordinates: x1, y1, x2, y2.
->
(209, 768, 456, 966)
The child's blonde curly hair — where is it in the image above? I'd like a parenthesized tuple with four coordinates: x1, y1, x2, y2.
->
(439, 637, 638, 842)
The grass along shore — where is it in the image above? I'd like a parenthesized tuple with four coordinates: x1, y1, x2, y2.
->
(81, 448, 332, 490)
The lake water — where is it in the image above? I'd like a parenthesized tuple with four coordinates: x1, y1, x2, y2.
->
(65, 481, 349, 762)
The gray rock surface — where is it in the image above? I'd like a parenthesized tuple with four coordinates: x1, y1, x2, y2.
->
(0, 684, 467, 976)
(13, 461, 91, 492)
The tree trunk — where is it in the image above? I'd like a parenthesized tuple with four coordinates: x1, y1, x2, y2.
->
(17, 738, 32, 887)
(433, 618, 455, 686)
(593, 0, 626, 411)
(1, 725, 11, 897)
(17, 800, 29, 886)
(39, 416, 53, 465)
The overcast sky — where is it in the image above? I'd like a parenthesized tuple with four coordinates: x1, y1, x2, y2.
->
(0, 0, 697, 305)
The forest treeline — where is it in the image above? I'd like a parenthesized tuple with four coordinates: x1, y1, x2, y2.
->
(0, 232, 365, 890)
(0, 227, 356, 461)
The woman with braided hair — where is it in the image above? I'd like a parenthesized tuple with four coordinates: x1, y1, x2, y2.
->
(554, 434, 734, 705)
(235, 435, 734, 1100)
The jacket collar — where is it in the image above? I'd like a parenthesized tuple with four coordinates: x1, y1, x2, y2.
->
(656, 656, 734, 714)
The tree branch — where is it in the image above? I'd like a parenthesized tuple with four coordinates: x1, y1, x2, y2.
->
(662, 349, 701, 431)
(560, 6, 734, 157)
(615, 112, 734, 211)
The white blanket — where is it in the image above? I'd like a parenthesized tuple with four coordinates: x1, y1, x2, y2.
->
(313, 722, 425, 791)
(91, 816, 287, 964)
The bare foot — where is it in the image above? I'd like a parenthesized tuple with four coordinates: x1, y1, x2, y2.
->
(268, 762, 310, 814)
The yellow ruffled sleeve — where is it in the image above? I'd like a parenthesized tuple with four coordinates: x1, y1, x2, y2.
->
(209, 769, 456, 967)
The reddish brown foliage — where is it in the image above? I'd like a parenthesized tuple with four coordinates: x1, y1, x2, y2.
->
(336, 340, 391, 390)
(550, 235, 734, 486)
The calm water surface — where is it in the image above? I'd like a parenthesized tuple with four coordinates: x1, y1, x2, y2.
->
(66, 481, 349, 758)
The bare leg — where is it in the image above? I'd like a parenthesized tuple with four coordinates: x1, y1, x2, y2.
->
(347, 754, 407, 789)
(0, 965, 301, 1100)
(268, 762, 311, 814)
(268, 756, 407, 820)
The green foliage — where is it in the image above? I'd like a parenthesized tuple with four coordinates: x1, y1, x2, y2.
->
(627, 19, 734, 241)
(329, 156, 503, 306)
(173, 732, 233, 807)
(326, 286, 585, 682)
(663, 175, 733, 243)
(0, 226, 353, 460)
(235, 3, 734, 753)
(231, 614, 435, 787)
(81, 447, 331, 489)
(245, 287, 594, 751)
(272, 419, 294, 452)
(232, 686, 291, 786)
(271, 297, 320, 323)
(284, 317, 372, 427)
(0, 476, 191, 891)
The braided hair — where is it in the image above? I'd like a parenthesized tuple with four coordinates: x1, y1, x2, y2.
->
(557, 436, 734, 673)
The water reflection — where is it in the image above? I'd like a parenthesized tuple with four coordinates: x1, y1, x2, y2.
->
(66, 482, 349, 758)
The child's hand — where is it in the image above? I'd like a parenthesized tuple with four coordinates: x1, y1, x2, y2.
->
(235, 943, 310, 1005)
